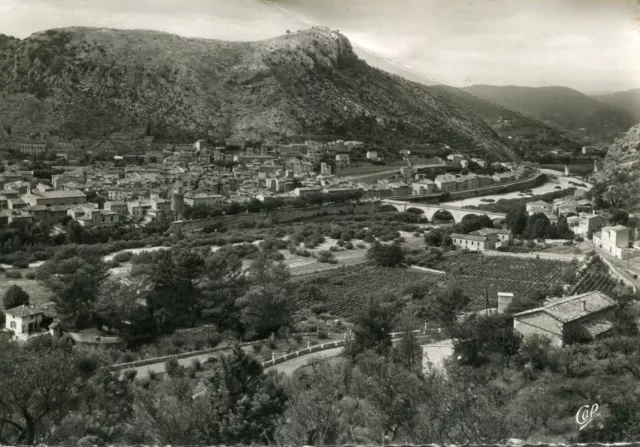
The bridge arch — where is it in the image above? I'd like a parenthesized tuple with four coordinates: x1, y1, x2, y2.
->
(379, 204, 400, 212)
(430, 209, 456, 223)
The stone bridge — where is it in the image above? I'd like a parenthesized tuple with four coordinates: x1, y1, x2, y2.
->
(380, 199, 506, 223)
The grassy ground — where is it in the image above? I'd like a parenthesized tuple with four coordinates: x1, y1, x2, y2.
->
(0, 269, 55, 310)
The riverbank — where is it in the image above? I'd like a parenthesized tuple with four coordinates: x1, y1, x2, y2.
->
(441, 169, 591, 207)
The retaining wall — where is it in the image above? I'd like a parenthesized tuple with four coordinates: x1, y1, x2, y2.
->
(410, 265, 447, 275)
(483, 250, 585, 263)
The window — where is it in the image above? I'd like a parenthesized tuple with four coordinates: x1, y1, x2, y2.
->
(10, 321, 16, 329)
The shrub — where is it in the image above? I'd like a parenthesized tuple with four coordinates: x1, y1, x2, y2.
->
(191, 358, 202, 371)
(24, 271, 36, 280)
(267, 338, 277, 350)
(164, 358, 183, 377)
(113, 251, 134, 263)
(311, 303, 328, 315)
(148, 369, 157, 381)
(345, 242, 354, 249)
(317, 330, 329, 340)
(252, 342, 263, 353)
(12, 260, 29, 269)
(4, 270, 22, 279)
(293, 333, 303, 344)
(316, 250, 337, 264)
(123, 369, 137, 382)
(138, 377, 151, 389)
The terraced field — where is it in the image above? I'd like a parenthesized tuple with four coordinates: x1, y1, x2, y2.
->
(570, 257, 622, 296)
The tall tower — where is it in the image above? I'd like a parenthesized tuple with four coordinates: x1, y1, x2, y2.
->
(171, 183, 185, 220)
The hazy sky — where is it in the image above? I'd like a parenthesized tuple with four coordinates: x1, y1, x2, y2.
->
(1, 0, 639, 93)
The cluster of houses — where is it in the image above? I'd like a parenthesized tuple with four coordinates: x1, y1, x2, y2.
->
(524, 193, 638, 261)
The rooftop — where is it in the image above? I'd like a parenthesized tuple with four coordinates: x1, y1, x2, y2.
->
(32, 189, 86, 199)
(5, 305, 43, 318)
(451, 233, 487, 242)
(513, 291, 617, 323)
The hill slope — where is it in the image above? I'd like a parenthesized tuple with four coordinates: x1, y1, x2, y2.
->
(0, 27, 514, 160)
(427, 85, 584, 156)
(594, 123, 640, 210)
(592, 89, 640, 119)
(463, 85, 637, 141)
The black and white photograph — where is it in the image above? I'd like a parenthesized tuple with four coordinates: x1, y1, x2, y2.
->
(0, 0, 639, 445)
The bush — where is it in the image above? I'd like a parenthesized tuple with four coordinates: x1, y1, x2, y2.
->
(191, 358, 202, 371)
(293, 333, 303, 344)
(148, 369, 157, 381)
(123, 369, 138, 382)
(316, 250, 337, 264)
(317, 330, 329, 340)
(24, 271, 36, 280)
(113, 251, 134, 263)
(12, 260, 29, 269)
(252, 342, 263, 353)
(4, 270, 22, 279)
(345, 242, 354, 249)
(164, 358, 183, 377)
(267, 338, 277, 350)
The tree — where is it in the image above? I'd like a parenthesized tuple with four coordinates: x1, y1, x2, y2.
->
(345, 297, 393, 359)
(611, 208, 630, 226)
(278, 359, 350, 445)
(47, 255, 109, 329)
(432, 285, 470, 337)
(367, 241, 404, 267)
(505, 205, 528, 235)
(3, 284, 30, 309)
(0, 337, 90, 444)
(522, 212, 550, 240)
(235, 255, 297, 339)
(134, 346, 286, 445)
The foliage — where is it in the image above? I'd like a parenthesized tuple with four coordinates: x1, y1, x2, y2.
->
(366, 241, 404, 267)
(344, 297, 394, 359)
(2, 284, 30, 309)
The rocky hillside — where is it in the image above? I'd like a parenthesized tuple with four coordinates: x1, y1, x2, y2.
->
(595, 123, 640, 210)
(463, 85, 637, 141)
(0, 27, 514, 160)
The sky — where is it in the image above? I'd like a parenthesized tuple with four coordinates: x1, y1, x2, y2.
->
(1, 0, 639, 93)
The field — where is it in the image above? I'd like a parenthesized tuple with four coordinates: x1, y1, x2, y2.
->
(570, 257, 621, 296)
(0, 271, 55, 311)
(433, 252, 572, 285)
(295, 266, 429, 318)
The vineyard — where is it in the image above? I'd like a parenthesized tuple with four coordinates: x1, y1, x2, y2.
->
(295, 266, 429, 318)
(570, 256, 622, 296)
(432, 252, 572, 285)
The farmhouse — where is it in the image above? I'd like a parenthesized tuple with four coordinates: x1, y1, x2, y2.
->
(4, 305, 46, 341)
(513, 291, 617, 347)
(23, 184, 86, 207)
(451, 232, 499, 251)
(472, 227, 512, 247)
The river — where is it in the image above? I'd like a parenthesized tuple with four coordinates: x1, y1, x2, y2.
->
(440, 169, 592, 208)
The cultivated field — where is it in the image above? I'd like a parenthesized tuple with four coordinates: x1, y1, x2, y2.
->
(570, 257, 621, 296)
(0, 272, 55, 310)
(295, 266, 429, 317)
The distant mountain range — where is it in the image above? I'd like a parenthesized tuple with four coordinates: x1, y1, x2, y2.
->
(0, 26, 516, 161)
(592, 89, 640, 119)
(460, 85, 638, 140)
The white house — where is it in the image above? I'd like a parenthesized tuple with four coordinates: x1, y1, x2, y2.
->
(366, 150, 379, 160)
(593, 225, 630, 260)
(574, 214, 608, 238)
(4, 305, 45, 341)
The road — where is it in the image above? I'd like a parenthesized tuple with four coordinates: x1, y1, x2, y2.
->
(344, 164, 442, 181)
(128, 345, 254, 379)
(265, 347, 344, 375)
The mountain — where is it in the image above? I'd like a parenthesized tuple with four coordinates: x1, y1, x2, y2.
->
(462, 85, 637, 141)
(0, 27, 514, 160)
(427, 85, 584, 156)
(592, 89, 640, 120)
(595, 123, 640, 210)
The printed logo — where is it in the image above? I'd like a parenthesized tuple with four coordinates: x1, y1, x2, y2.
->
(576, 403, 600, 431)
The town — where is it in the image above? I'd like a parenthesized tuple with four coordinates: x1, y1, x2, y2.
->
(1, 1, 640, 445)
